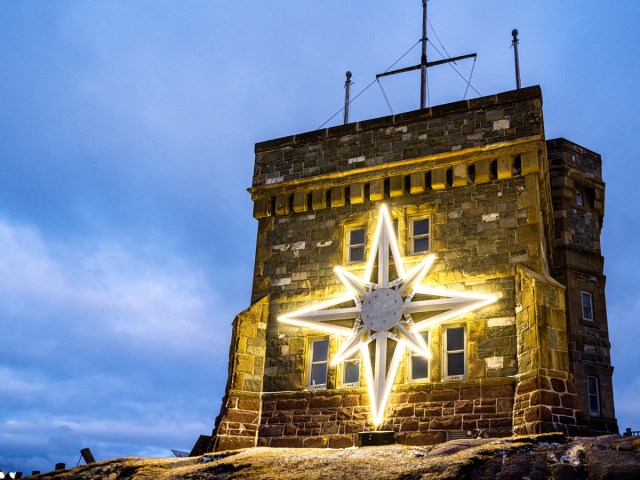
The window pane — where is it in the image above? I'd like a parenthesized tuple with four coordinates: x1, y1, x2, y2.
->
(414, 237, 429, 253)
(413, 219, 429, 236)
(582, 292, 593, 320)
(311, 364, 327, 386)
(447, 327, 464, 351)
(411, 356, 428, 380)
(350, 228, 365, 245)
(448, 352, 465, 376)
(312, 339, 328, 362)
(350, 246, 365, 262)
(344, 360, 360, 384)
(587, 376, 600, 415)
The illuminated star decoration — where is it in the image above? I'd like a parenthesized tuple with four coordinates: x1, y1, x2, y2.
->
(278, 204, 497, 426)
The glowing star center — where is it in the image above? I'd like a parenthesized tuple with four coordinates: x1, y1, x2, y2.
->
(360, 287, 403, 331)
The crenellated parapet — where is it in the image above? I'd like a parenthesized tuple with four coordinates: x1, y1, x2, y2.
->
(251, 145, 543, 220)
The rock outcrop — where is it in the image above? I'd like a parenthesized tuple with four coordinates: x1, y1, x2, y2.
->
(27, 434, 640, 480)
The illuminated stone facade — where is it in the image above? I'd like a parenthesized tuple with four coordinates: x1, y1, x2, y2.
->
(209, 86, 617, 452)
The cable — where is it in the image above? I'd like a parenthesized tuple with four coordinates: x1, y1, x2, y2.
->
(317, 39, 421, 129)
(377, 80, 394, 115)
(427, 18, 453, 61)
(427, 39, 482, 97)
(463, 57, 477, 100)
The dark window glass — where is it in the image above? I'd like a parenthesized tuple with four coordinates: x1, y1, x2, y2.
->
(348, 228, 366, 262)
(582, 292, 593, 320)
(312, 339, 328, 363)
(309, 339, 329, 388)
(344, 359, 360, 384)
(350, 228, 365, 245)
(411, 356, 429, 379)
(413, 219, 429, 236)
(410, 332, 429, 381)
(447, 327, 465, 351)
(587, 376, 601, 416)
(311, 363, 327, 386)
(350, 246, 365, 262)
(414, 238, 429, 253)
(411, 218, 430, 253)
(448, 352, 465, 376)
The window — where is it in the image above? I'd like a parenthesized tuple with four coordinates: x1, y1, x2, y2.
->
(444, 326, 466, 380)
(308, 338, 329, 390)
(576, 191, 584, 206)
(347, 227, 366, 263)
(409, 218, 430, 254)
(342, 352, 360, 387)
(408, 332, 429, 382)
(587, 375, 601, 416)
(581, 291, 594, 321)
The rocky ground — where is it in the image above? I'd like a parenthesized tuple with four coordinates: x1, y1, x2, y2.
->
(25, 433, 640, 480)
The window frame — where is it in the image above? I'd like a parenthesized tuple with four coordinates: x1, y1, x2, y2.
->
(307, 337, 329, 391)
(346, 225, 366, 263)
(407, 331, 430, 383)
(587, 375, 601, 416)
(581, 291, 594, 321)
(340, 350, 361, 388)
(576, 191, 584, 206)
(444, 325, 467, 381)
(409, 216, 431, 255)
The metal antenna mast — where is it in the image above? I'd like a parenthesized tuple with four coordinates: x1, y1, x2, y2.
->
(420, 0, 428, 109)
(344, 71, 353, 124)
(511, 29, 521, 89)
(376, 1, 477, 109)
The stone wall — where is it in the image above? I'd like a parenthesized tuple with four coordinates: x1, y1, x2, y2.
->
(258, 379, 515, 448)
(252, 87, 543, 188)
(211, 298, 268, 451)
(256, 177, 533, 395)
(547, 139, 617, 433)
(513, 266, 586, 435)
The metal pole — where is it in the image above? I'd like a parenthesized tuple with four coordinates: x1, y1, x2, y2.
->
(420, 0, 428, 108)
(343, 71, 353, 124)
(512, 29, 521, 89)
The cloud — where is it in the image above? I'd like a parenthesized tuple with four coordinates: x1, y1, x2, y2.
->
(0, 217, 235, 472)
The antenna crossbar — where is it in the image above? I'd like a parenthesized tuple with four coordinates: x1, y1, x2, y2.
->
(376, 53, 477, 80)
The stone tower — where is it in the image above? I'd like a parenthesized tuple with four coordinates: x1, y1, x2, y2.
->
(208, 86, 617, 452)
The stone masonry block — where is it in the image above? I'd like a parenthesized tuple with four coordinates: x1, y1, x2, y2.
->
(521, 150, 539, 175)
(497, 155, 513, 180)
(350, 183, 365, 204)
(475, 159, 490, 184)
(453, 164, 467, 186)
(216, 436, 255, 452)
(431, 167, 446, 190)
(328, 434, 354, 448)
(389, 175, 404, 197)
(312, 189, 327, 210)
(292, 191, 308, 213)
(410, 172, 426, 194)
(275, 194, 290, 215)
(370, 178, 384, 201)
(331, 186, 346, 207)
(236, 354, 255, 373)
(253, 197, 271, 219)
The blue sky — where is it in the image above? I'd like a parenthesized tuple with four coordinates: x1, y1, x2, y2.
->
(1, 0, 639, 474)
